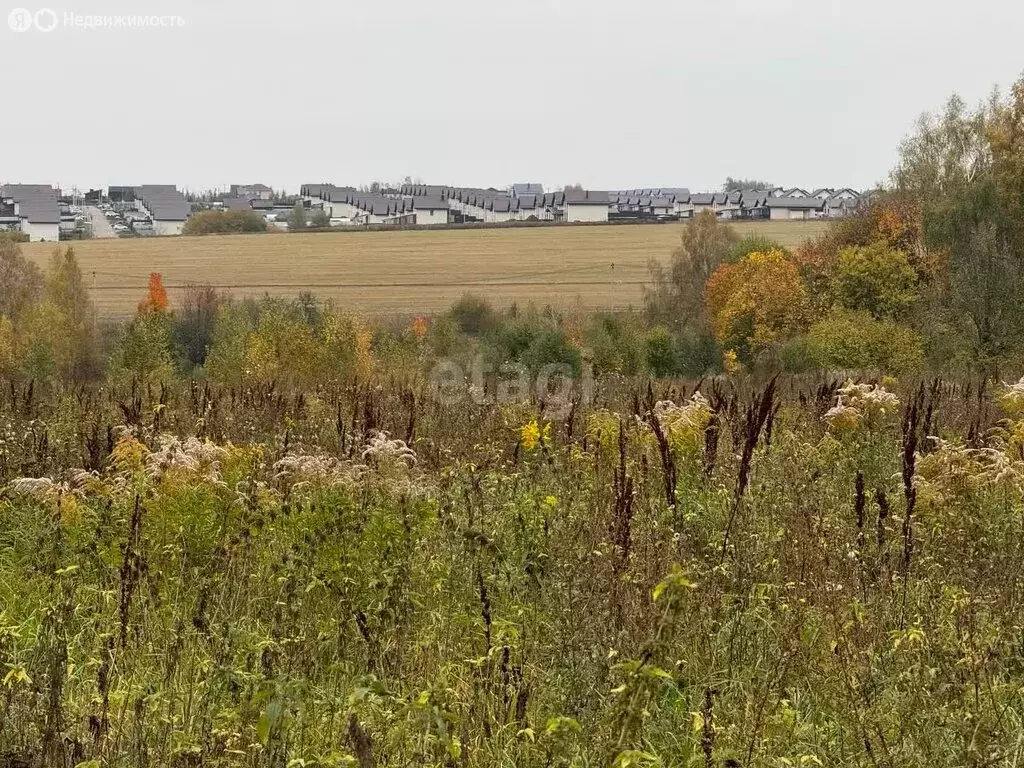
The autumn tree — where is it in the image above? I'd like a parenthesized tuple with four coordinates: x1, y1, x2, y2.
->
(892, 78, 1024, 363)
(138, 272, 169, 314)
(831, 243, 919, 320)
(704, 248, 810, 362)
(0, 238, 43, 319)
(645, 211, 738, 331)
(38, 247, 100, 380)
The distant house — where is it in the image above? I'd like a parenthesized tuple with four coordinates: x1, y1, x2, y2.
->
(412, 197, 450, 225)
(516, 194, 542, 220)
(765, 197, 824, 220)
(781, 187, 811, 199)
(825, 192, 863, 218)
(690, 193, 721, 216)
(108, 186, 137, 204)
(539, 192, 563, 221)
(563, 190, 609, 222)
(325, 188, 359, 219)
(485, 197, 517, 223)
(223, 197, 257, 211)
(134, 185, 190, 235)
(0, 184, 60, 241)
(741, 194, 769, 220)
(511, 183, 544, 197)
(231, 183, 274, 200)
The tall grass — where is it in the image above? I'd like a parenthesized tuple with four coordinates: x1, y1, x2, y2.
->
(0, 374, 1022, 767)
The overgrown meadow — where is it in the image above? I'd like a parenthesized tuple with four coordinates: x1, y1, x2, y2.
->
(3, 370, 1024, 767)
(7, 77, 1024, 767)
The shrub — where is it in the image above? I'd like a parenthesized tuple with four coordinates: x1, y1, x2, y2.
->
(182, 209, 268, 235)
(832, 242, 919, 320)
(805, 308, 926, 373)
(645, 326, 679, 377)
(449, 294, 497, 336)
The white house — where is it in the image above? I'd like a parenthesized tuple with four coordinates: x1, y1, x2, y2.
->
(485, 197, 517, 223)
(326, 188, 360, 219)
(689, 193, 722, 216)
(134, 185, 190, 235)
(412, 197, 450, 225)
(0, 184, 61, 241)
(765, 197, 824, 220)
(563, 190, 609, 222)
(516, 194, 542, 220)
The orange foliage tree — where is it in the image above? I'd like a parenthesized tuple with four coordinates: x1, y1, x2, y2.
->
(705, 249, 810, 361)
(138, 272, 169, 314)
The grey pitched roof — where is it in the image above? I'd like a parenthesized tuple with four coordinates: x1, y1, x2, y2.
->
(690, 193, 717, 206)
(327, 187, 358, 202)
(649, 196, 674, 208)
(0, 184, 60, 223)
(564, 190, 609, 205)
(222, 197, 253, 211)
(412, 196, 449, 210)
(135, 185, 190, 220)
(489, 198, 513, 213)
(511, 183, 544, 196)
(765, 197, 824, 210)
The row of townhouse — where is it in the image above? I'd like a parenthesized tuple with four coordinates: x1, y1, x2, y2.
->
(132, 185, 191, 235)
(399, 184, 611, 223)
(612, 186, 868, 221)
(301, 185, 450, 225)
(301, 183, 612, 225)
(0, 184, 61, 241)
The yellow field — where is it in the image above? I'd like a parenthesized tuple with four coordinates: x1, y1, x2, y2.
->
(22, 221, 828, 317)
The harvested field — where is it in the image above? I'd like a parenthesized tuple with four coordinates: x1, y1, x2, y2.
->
(22, 220, 829, 316)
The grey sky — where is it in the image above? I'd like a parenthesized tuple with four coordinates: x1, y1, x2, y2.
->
(3, 0, 1022, 194)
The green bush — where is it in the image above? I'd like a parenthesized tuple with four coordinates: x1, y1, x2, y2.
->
(183, 209, 268, 235)
(805, 308, 925, 372)
(645, 326, 679, 377)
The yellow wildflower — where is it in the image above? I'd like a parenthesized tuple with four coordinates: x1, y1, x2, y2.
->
(520, 420, 551, 451)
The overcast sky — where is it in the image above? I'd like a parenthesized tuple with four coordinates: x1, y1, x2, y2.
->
(3, 0, 1022, 195)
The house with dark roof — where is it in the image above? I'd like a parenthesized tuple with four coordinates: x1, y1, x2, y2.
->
(133, 185, 191, 235)
(511, 183, 544, 197)
(563, 190, 609, 222)
(485, 197, 517, 223)
(690, 193, 723, 216)
(411, 197, 450, 225)
(0, 184, 60, 241)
